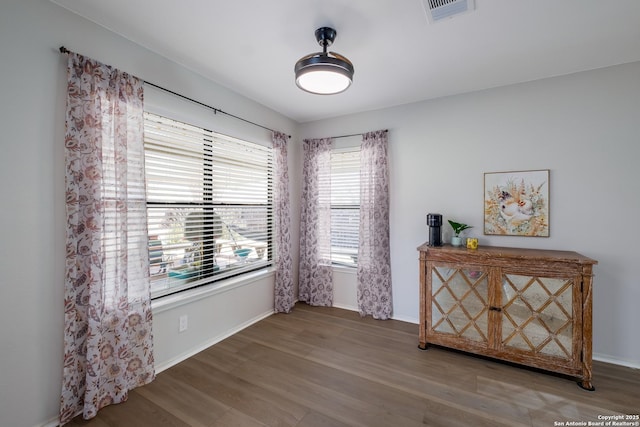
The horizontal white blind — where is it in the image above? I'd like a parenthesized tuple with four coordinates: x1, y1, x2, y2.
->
(144, 112, 273, 298)
(330, 149, 360, 267)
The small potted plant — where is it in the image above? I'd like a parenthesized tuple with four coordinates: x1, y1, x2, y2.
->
(448, 220, 472, 247)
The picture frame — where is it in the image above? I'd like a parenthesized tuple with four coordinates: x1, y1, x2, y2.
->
(484, 169, 549, 237)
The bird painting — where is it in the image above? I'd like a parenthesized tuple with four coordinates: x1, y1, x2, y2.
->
(498, 190, 533, 225)
(484, 170, 549, 236)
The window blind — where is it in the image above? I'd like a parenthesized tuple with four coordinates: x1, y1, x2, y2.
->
(144, 112, 274, 298)
(330, 149, 360, 267)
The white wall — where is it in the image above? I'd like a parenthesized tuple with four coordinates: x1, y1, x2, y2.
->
(299, 61, 640, 366)
(0, 2, 297, 427)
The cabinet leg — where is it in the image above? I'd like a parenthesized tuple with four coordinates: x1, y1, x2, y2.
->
(577, 380, 595, 391)
(418, 343, 429, 351)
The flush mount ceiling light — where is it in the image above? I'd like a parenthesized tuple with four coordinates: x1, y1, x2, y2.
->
(294, 27, 354, 95)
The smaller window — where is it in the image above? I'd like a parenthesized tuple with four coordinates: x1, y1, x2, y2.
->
(330, 149, 360, 267)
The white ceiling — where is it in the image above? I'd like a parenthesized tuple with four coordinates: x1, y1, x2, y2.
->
(52, 0, 640, 123)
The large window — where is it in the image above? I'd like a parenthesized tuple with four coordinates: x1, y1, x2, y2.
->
(144, 113, 274, 298)
(330, 148, 360, 267)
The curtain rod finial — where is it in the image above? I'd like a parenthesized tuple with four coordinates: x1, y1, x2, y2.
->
(59, 46, 70, 54)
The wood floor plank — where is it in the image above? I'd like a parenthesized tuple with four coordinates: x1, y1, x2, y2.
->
(297, 331, 479, 390)
(169, 358, 307, 427)
(238, 339, 532, 427)
(294, 304, 418, 335)
(66, 391, 190, 427)
(420, 398, 530, 427)
(231, 354, 426, 427)
(65, 416, 112, 427)
(66, 303, 640, 426)
(134, 370, 230, 426)
(238, 343, 430, 424)
(477, 375, 621, 419)
(190, 341, 251, 373)
(303, 346, 531, 426)
(295, 410, 352, 427)
(210, 408, 268, 427)
(287, 306, 417, 343)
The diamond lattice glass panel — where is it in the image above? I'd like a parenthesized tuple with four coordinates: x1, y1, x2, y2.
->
(556, 326, 573, 357)
(556, 284, 573, 312)
(522, 279, 548, 311)
(461, 324, 484, 342)
(473, 272, 489, 294)
(522, 318, 548, 349)
(541, 340, 565, 358)
(433, 266, 454, 291)
(503, 299, 535, 349)
(431, 266, 447, 293)
(431, 266, 488, 343)
(502, 316, 515, 338)
(431, 307, 443, 325)
(461, 288, 483, 318)
(540, 300, 570, 332)
(432, 286, 456, 333)
(505, 274, 532, 288)
(504, 298, 532, 328)
(448, 306, 467, 334)
(433, 286, 456, 314)
(435, 266, 455, 281)
(434, 318, 455, 334)
(502, 274, 574, 359)
(506, 334, 530, 351)
(539, 277, 567, 295)
(475, 310, 489, 335)
(448, 271, 469, 300)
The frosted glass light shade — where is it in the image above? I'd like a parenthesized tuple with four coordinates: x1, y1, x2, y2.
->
(294, 51, 354, 95)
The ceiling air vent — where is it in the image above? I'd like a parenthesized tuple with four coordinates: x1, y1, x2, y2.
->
(422, 0, 476, 23)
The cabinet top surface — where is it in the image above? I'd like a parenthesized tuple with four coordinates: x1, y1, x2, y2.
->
(417, 243, 597, 265)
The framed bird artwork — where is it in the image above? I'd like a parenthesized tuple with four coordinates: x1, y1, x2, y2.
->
(484, 169, 549, 237)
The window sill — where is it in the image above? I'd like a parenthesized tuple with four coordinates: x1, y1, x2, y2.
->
(151, 266, 276, 314)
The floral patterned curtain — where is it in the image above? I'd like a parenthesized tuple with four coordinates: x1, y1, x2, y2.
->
(299, 138, 334, 306)
(272, 132, 294, 313)
(60, 52, 155, 424)
(357, 130, 392, 319)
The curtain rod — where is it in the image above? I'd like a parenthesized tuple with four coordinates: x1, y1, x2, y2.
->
(59, 46, 290, 139)
(331, 129, 388, 139)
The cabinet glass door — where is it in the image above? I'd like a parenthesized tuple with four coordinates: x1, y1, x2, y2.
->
(501, 274, 574, 359)
(431, 266, 489, 344)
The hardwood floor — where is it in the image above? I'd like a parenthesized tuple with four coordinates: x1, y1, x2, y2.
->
(67, 303, 640, 427)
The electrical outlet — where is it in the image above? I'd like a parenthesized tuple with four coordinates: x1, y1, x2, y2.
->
(179, 315, 188, 332)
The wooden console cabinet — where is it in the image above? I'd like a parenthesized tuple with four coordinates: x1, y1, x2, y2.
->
(418, 243, 597, 389)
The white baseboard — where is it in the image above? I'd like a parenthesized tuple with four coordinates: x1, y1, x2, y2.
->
(391, 314, 419, 324)
(331, 303, 419, 324)
(38, 417, 60, 427)
(593, 353, 640, 370)
(331, 302, 358, 312)
(154, 308, 274, 374)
